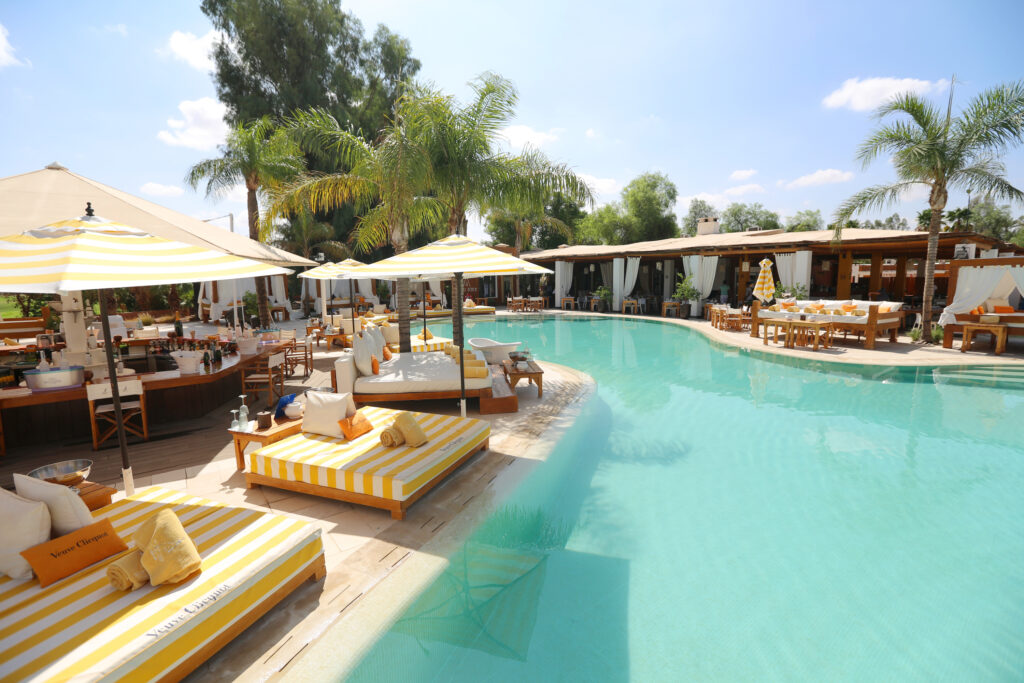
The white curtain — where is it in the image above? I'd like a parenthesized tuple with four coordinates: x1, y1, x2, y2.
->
(774, 253, 795, 289)
(662, 259, 675, 299)
(793, 251, 812, 292)
(938, 266, 1009, 325)
(612, 257, 625, 311)
(623, 257, 640, 299)
(356, 278, 380, 306)
(698, 256, 718, 299)
(554, 261, 573, 304)
(270, 275, 287, 305)
(301, 278, 321, 314)
(1008, 267, 1024, 307)
(600, 262, 613, 290)
(203, 277, 255, 320)
(427, 278, 446, 307)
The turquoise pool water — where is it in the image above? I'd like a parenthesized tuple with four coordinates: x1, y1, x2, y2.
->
(348, 316, 1024, 681)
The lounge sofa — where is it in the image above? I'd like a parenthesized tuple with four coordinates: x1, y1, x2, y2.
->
(751, 299, 905, 349)
(0, 487, 324, 682)
(331, 349, 493, 402)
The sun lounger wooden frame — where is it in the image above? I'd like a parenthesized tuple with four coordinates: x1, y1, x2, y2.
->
(243, 421, 489, 520)
(941, 256, 1024, 348)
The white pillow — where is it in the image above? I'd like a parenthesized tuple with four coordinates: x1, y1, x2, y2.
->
(302, 390, 356, 438)
(381, 324, 399, 345)
(368, 326, 386, 359)
(352, 333, 373, 376)
(0, 488, 51, 580)
(13, 473, 93, 536)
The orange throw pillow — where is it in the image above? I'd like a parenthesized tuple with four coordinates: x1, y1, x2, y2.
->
(994, 306, 1014, 313)
(878, 305, 891, 313)
(338, 409, 373, 440)
(21, 518, 127, 587)
(841, 304, 856, 312)
(382, 346, 392, 361)
(371, 355, 380, 374)
(974, 306, 985, 315)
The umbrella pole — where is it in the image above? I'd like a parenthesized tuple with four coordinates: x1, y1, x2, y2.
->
(421, 282, 427, 338)
(232, 279, 239, 335)
(99, 295, 134, 496)
(456, 273, 466, 417)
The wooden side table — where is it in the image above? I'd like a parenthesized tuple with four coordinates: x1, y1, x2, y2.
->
(78, 481, 116, 511)
(560, 297, 576, 310)
(229, 418, 302, 470)
(661, 301, 680, 317)
(961, 322, 1008, 355)
(501, 360, 544, 398)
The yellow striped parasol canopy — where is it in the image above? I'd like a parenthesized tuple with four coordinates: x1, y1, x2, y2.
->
(752, 258, 776, 302)
(351, 235, 552, 280)
(0, 212, 290, 295)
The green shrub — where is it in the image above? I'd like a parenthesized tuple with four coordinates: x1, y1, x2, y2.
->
(908, 327, 922, 342)
(931, 324, 944, 344)
(674, 274, 700, 301)
(139, 312, 155, 326)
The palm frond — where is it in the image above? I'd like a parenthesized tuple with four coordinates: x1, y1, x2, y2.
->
(953, 80, 1024, 157)
(954, 162, 1024, 204)
(832, 181, 926, 240)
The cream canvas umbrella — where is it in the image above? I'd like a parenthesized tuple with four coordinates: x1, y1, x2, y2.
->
(356, 236, 552, 415)
(0, 205, 291, 494)
(753, 258, 776, 303)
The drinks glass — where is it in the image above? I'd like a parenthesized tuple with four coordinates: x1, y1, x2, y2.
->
(230, 410, 239, 431)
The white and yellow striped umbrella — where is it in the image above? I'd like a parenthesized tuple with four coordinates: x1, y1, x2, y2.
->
(752, 258, 775, 302)
(352, 235, 552, 280)
(0, 213, 290, 294)
(297, 258, 367, 280)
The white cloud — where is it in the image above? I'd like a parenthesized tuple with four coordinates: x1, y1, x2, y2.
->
(579, 173, 620, 200)
(166, 29, 221, 72)
(140, 182, 184, 197)
(723, 183, 765, 197)
(104, 24, 128, 37)
(499, 125, 561, 150)
(585, 128, 598, 139)
(783, 169, 854, 189)
(157, 97, 228, 151)
(899, 184, 930, 203)
(823, 77, 949, 112)
(729, 169, 757, 181)
(0, 23, 27, 68)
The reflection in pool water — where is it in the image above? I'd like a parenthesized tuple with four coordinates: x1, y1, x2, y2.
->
(342, 316, 1024, 681)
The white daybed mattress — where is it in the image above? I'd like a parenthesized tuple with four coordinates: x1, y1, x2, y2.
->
(335, 350, 492, 395)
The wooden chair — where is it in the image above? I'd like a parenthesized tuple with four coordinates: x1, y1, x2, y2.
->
(87, 379, 148, 450)
(279, 329, 297, 346)
(286, 335, 314, 378)
(622, 299, 638, 314)
(242, 352, 286, 408)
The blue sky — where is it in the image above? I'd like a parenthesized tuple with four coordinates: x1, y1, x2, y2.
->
(2, 0, 1022, 242)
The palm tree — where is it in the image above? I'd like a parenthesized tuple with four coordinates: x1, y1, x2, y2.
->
(272, 104, 442, 352)
(835, 81, 1024, 339)
(409, 76, 592, 335)
(945, 207, 972, 231)
(186, 117, 305, 327)
(274, 208, 350, 315)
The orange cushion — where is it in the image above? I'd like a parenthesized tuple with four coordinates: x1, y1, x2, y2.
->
(878, 305, 891, 313)
(338, 409, 373, 440)
(994, 306, 1015, 313)
(780, 302, 797, 309)
(974, 306, 985, 315)
(371, 355, 380, 374)
(809, 303, 825, 310)
(841, 304, 856, 312)
(382, 346, 392, 361)
(21, 518, 127, 587)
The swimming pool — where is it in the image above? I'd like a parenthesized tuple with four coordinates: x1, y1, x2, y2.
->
(342, 316, 1024, 680)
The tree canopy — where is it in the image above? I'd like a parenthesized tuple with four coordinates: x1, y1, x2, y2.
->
(201, 0, 420, 135)
(620, 172, 679, 241)
(682, 198, 717, 236)
(785, 209, 823, 232)
(720, 202, 782, 232)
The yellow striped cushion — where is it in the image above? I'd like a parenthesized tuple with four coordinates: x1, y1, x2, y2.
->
(0, 487, 323, 682)
(248, 406, 490, 502)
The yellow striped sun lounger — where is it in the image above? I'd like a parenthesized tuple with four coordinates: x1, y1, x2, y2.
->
(0, 487, 325, 683)
(245, 406, 490, 520)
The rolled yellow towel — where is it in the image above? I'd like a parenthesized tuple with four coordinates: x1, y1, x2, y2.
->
(133, 509, 202, 586)
(380, 425, 405, 447)
(464, 299, 476, 308)
(393, 411, 428, 447)
(416, 329, 434, 340)
(107, 550, 149, 591)
(464, 365, 488, 379)
(3, 337, 17, 346)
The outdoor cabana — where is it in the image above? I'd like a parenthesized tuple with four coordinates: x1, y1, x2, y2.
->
(940, 256, 1024, 351)
(522, 226, 1021, 315)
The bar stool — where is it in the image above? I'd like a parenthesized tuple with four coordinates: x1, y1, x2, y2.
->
(561, 297, 576, 310)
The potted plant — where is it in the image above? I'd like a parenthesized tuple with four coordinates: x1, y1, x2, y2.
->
(775, 281, 808, 301)
(376, 281, 390, 307)
(674, 274, 700, 318)
(594, 285, 612, 312)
